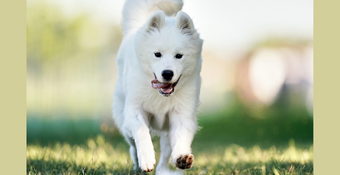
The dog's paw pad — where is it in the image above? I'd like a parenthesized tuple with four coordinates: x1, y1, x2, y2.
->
(140, 162, 155, 173)
(176, 154, 194, 169)
(143, 168, 154, 172)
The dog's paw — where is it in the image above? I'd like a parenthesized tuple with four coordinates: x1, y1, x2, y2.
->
(175, 154, 194, 170)
(139, 159, 155, 172)
(138, 152, 156, 172)
(143, 166, 155, 173)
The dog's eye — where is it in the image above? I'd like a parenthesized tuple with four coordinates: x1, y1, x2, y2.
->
(175, 54, 183, 59)
(154, 52, 162, 58)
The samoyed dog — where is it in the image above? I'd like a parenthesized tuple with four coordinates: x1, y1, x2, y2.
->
(113, 0, 203, 174)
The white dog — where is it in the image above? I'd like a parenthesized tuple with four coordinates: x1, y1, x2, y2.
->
(112, 0, 203, 174)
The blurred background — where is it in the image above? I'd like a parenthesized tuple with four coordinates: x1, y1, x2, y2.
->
(27, 0, 313, 172)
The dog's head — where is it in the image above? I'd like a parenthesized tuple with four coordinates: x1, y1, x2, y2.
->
(135, 11, 203, 97)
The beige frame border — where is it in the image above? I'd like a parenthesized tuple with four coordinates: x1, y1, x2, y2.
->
(0, 0, 26, 174)
(314, 0, 340, 174)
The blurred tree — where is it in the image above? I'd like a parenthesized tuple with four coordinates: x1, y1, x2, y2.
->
(27, 0, 123, 117)
(27, 1, 89, 63)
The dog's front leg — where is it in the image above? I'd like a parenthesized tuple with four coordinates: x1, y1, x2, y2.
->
(123, 106, 156, 172)
(169, 112, 197, 170)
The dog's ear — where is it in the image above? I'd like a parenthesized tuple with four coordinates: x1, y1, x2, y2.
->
(146, 10, 165, 33)
(176, 11, 195, 35)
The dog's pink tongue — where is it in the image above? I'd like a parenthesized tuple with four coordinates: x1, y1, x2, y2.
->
(151, 79, 171, 89)
(151, 79, 164, 89)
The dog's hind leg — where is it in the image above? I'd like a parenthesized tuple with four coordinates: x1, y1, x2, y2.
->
(125, 137, 140, 171)
(156, 134, 171, 174)
(156, 134, 184, 175)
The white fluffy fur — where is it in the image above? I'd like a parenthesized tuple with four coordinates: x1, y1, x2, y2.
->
(113, 0, 203, 174)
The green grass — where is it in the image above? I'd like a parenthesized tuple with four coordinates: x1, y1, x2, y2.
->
(27, 116, 313, 174)
(27, 98, 313, 174)
(27, 135, 313, 175)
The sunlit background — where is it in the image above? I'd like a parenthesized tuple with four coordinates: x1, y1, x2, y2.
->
(27, 0, 313, 174)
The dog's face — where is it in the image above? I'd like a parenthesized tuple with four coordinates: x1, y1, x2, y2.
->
(136, 11, 203, 97)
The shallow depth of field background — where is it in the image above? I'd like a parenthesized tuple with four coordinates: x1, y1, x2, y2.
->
(27, 0, 313, 174)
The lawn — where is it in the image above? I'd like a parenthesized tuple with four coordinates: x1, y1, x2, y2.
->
(27, 101, 313, 175)
(27, 135, 313, 175)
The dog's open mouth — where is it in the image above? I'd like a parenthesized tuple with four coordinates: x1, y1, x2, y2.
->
(151, 74, 181, 97)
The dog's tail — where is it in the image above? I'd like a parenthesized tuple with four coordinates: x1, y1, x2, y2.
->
(122, 0, 183, 35)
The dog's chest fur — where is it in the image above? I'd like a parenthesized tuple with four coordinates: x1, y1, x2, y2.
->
(141, 90, 179, 132)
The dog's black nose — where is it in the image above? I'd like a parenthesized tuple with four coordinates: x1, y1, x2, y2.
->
(162, 70, 174, 81)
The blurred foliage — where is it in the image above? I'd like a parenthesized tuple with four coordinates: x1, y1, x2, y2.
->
(27, 95, 312, 147)
(27, 0, 123, 117)
(27, 1, 122, 63)
(27, 2, 82, 62)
